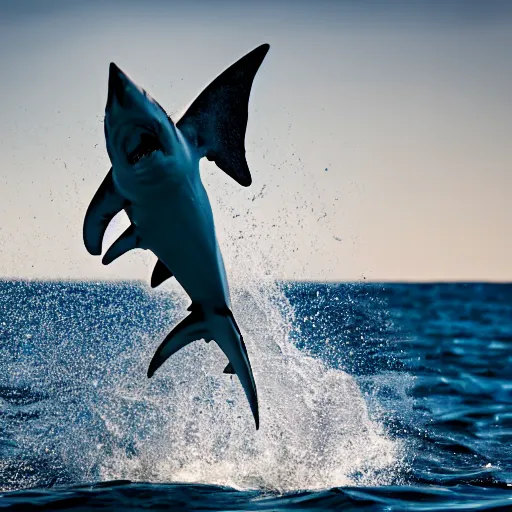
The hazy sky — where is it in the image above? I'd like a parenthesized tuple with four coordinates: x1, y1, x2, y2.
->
(0, 0, 510, 282)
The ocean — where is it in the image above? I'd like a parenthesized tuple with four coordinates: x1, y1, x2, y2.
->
(0, 280, 510, 510)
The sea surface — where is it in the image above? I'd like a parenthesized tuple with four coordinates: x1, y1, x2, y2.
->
(0, 280, 510, 510)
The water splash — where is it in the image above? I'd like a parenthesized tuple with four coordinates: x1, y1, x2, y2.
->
(0, 272, 403, 492)
(97, 278, 401, 491)
(0, 198, 404, 492)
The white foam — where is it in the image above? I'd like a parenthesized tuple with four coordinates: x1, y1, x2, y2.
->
(91, 250, 403, 491)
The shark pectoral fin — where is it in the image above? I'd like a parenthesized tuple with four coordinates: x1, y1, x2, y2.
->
(150, 260, 174, 288)
(83, 168, 128, 255)
(102, 224, 140, 265)
(176, 44, 270, 187)
(147, 309, 207, 378)
(215, 314, 259, 430)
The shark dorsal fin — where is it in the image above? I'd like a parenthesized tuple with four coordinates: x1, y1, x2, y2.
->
(176, 44, 270, 187)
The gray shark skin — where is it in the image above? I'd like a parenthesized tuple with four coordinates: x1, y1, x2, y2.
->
(82, 44, 270, 429)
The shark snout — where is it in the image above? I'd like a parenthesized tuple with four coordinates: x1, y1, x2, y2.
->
(107, 62, 130, 108)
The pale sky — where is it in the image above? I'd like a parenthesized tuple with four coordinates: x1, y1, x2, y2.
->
(0, 0, 510, 282)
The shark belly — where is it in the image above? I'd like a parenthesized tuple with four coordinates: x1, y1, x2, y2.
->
(131, 178, 231, 309)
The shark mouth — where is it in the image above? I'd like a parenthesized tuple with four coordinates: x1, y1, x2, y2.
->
(127, 132, 164, 165)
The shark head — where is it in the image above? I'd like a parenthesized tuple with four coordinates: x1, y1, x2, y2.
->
(104, 63, 186, 179)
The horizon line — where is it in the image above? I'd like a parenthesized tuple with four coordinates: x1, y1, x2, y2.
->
(0, 277, 511, 286)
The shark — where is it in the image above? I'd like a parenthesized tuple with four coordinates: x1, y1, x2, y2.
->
(82, 44, 270, 429)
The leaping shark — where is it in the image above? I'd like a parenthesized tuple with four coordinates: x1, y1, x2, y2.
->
(83, 44, 270, 429)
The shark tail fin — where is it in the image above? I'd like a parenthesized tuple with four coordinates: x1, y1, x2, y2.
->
(147, 306, 259, 430)
(216, 312, 259, 430)
(147, 307, 209, 379)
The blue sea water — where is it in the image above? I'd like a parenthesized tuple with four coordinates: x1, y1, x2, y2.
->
(0, 280, 510, 510)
